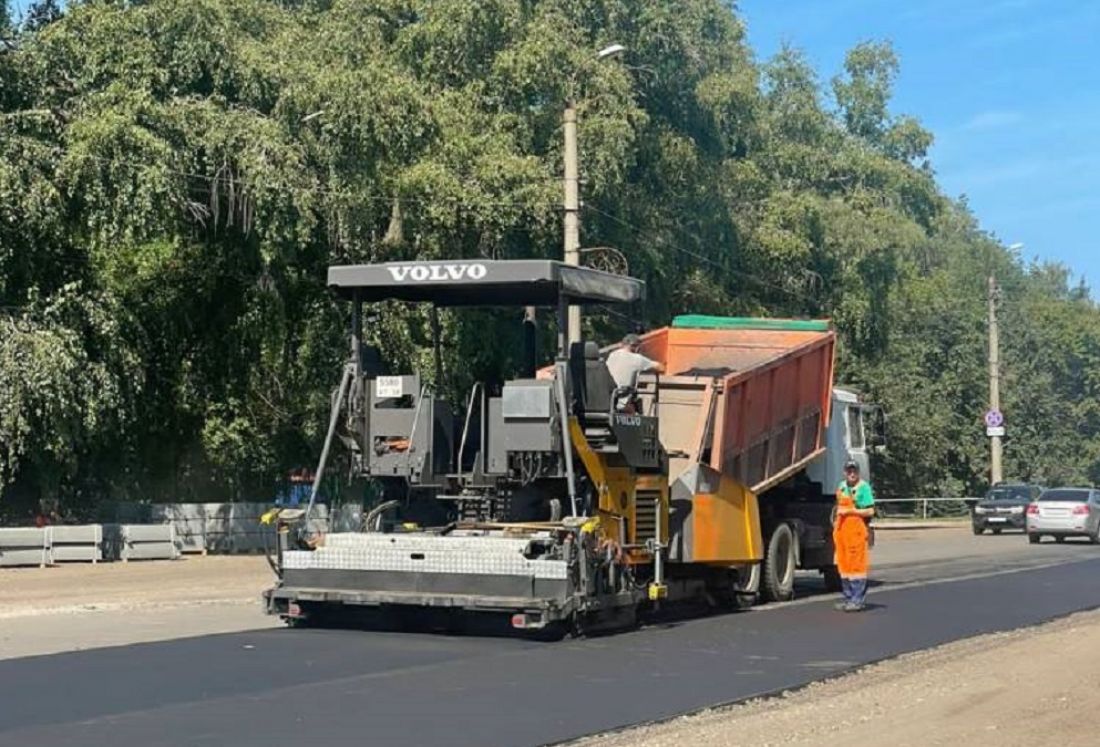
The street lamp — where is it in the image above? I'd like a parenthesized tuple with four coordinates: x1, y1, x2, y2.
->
(563, 43, 626, 348)
(597, 44, 626, 60)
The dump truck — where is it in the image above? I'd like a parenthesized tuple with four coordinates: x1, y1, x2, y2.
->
(263, 259, 881, 634)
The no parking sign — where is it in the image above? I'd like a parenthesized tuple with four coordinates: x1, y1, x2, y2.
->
(985, 409, 1005, 437)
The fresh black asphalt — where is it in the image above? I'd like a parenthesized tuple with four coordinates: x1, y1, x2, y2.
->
(3, 558, 1099, 747)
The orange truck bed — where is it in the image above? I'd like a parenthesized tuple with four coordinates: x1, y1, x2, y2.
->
(636, 316, 836, 495)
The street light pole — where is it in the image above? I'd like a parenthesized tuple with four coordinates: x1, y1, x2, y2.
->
(562, 44, 625, 349)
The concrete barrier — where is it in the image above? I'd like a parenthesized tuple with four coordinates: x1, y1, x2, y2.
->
(111, 501, 332, 555)
(112, 524, 179, 561)
(49, 524, 104, 563)
(0, 527, 51, 567)
(199, 502, 240, 554)
(162, 502, 328, 554)
(149, 503, 207, 554)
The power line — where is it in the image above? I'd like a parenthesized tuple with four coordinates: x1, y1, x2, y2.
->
(582, 203, 819, 305)
(591, 302, 638, 325)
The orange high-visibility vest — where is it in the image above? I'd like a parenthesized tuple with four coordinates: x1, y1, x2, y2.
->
(833, 486, 870, 579)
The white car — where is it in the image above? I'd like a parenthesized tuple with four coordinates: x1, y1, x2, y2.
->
(1026, 488, 1100, 544)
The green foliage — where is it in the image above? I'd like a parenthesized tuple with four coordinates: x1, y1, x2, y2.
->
(23, 0, 62, 33)
(832, 41, 933, 164)
(0, 285, 137, 501)
(2, 0, 1098, 512)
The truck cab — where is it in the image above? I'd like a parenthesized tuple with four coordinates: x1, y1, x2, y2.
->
(806, 387, 885, 495)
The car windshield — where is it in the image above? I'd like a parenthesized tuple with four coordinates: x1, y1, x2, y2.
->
(1039, 489, 1091, 503)
(986, 487, 1030, 501)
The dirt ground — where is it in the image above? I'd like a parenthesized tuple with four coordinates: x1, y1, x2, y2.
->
(579, 608, 1100, 747)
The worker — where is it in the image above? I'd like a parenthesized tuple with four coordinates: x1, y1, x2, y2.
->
(833, 459, 875, 612)
(606, 333, 664, 390)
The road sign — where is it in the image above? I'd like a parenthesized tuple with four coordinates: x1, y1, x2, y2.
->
(987, 426, 1006, 438)
(984, 409, 1004, 428)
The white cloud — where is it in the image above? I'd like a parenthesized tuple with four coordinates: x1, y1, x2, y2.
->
(962, 110, 1024, 131)
(991, 195, 1100, 221)
(945, 153, 1100, 189)
(948, 158, 1044, 186)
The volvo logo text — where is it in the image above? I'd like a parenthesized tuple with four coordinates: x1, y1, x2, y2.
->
(387, 263, 488, 282)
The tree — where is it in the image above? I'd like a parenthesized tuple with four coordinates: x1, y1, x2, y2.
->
(1, 0, 1096, 514)
(23, 0, 62, 32)
(832, 41, 933, 164)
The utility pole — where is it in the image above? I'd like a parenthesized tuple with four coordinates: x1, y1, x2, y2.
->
(521, 305, 537, 377)
(561, 44, 625, 348)
(988, 275, 1003, 485)
(563, 101, 581, 346)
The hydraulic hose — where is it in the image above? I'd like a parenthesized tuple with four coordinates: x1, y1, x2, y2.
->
(363, 500, 402, 532)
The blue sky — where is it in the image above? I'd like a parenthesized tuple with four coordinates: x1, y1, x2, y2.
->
(9, 1, 1098, 283)
(740, 0, 1100, 285)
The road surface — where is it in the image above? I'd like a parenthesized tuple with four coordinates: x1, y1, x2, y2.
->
(2, 529, 1098, 746)
(580, 608, 1100, 747)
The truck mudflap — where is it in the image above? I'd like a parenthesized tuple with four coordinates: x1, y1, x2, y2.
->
(265, 532, 576, 629)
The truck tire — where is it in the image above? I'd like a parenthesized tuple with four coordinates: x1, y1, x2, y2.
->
(761, 523, 796, 603)
(730, 563, 761, 610)
(822, 564, 842, 593)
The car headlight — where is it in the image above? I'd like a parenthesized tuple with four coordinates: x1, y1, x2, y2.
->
(975, 507, 987, 514)
(1010, 506, 1024, 514)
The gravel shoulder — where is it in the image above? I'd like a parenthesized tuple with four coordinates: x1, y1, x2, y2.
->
(0, 556, 279, 659)
(576, 608, 1100, 747)
(0, 555, 272, 617)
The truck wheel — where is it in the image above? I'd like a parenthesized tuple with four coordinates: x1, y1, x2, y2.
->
(972, 525, 984, 535)
(730, 563, 760, 610)
(822, 565, 842, 593)
(761, 523, 796, 603)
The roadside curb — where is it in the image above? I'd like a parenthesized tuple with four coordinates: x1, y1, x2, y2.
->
(874, 521, 967, 530)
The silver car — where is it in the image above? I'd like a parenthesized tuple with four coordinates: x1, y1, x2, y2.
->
(1026, 488, 1100, 544)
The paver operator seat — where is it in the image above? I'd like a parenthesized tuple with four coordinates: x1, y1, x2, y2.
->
(570, 342, 617, 420)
